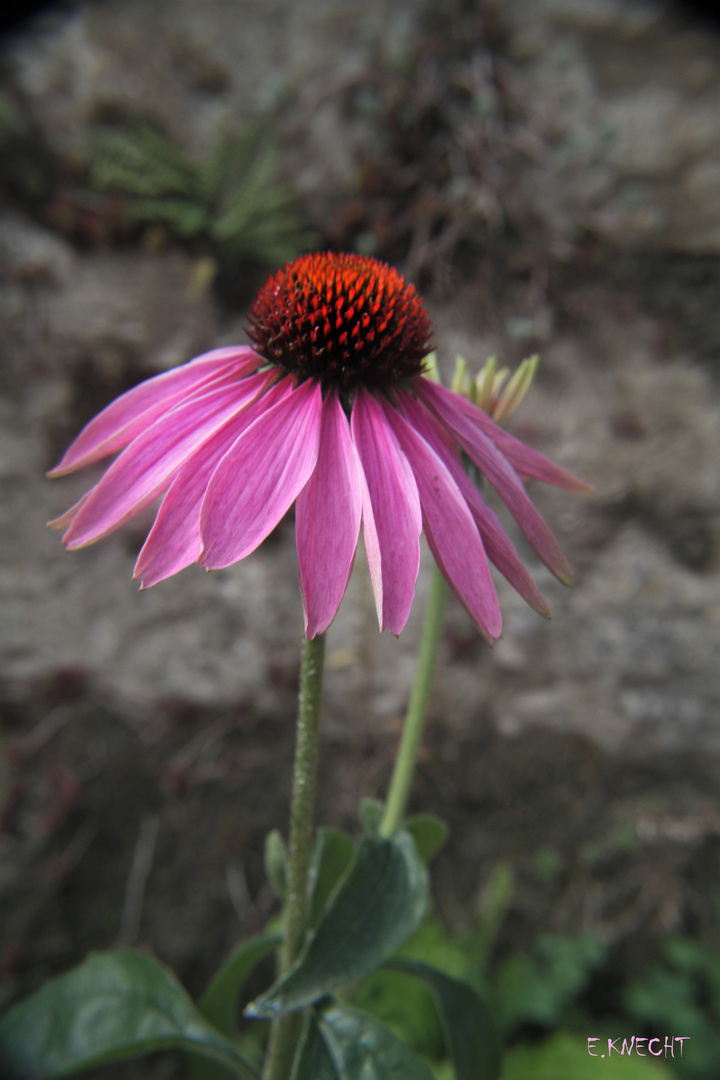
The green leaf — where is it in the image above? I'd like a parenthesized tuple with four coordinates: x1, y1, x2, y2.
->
(265, 830, 288, 901)
(291, 1015, 339, 1080)
(211, 138, 276, 238)
(359, 798, 384, 836)
(198, 932, 282, 1037)
(190, 935, 281, 1080)
(293, 1004, 438, 1080)
(473, 864, 514, 971)
(493, 933, 606, 1036)
(91, 125, 198, 199)
(318, 1002, 436, 1080)
(247, 833, 428, 1017)
(124, 198, 209, 236)
(307, 829, 355, 928)
(404, 815, 449, 864)
(352, 969, 444, 1061)
(0, 950, 258, 1080)
(389, 960, 501, 1080)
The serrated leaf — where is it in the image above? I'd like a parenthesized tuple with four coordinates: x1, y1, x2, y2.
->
(0, 950, 258, 1080)
(307, 829, 355, 928)
(404, 815, 449, 864)
(389, 960, 501, 1080)
(318, 1002, 436, 1080)
(247, 833, 428, 1017)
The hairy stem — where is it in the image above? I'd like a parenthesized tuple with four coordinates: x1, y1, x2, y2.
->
(263, 632, 326, 1080)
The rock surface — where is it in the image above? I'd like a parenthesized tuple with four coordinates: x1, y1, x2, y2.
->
(497, 0, 720, 252)
(0, 0, 718, 755)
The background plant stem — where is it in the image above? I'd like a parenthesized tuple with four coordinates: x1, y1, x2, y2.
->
(380, 564, 448, 837)
(262, 631, 325, 1080)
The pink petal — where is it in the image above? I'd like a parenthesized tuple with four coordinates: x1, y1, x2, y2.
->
(382, 399, 502, 642)
(62, 368, 276, 549)
(397, 393, 550, 617)
(200, 379, 324, 569)
(134, 377, 293, 587)
(49, 346, 261, 476)
(351, 388, 421, 635)
(415, 379, 574, 585)
(415, 378, 592, 493)
(465, 494, 551, 617)
(295, 390, 363, 638)
(47, 490, 94, 532)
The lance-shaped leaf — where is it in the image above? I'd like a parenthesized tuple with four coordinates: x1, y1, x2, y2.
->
(292, 1004, 435, 1080)
(189, 931, 282, 1080)
(290, 1015, 339, 1080)
(265, 830, 288, 901)
(198, 931, 282, 1038)
(307, 829, 356, 928)
(388, 959, 502, 1080)
(247, 833, 428, 1017)
(0, 950, 258, 1080)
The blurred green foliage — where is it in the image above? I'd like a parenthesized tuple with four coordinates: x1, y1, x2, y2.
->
(89, 118, 314, 265)
(353, 863, 720, 1079)
(623, 936, 720, 1080)
(354, 866, 614, 1078)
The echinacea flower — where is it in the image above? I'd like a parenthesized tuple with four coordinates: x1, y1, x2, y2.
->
(49, 252, 590, 641)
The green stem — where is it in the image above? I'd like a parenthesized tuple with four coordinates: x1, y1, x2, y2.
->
(380, 564, 448, 837)
(263, 632, 326, 1080)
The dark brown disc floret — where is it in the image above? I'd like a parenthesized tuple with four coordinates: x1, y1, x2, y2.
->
(247, 252, 433, 391)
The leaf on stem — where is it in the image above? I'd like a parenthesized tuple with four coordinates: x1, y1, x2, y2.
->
(358, 798, 384, 836)
(403, 814, 449, 864)
(388, 959, 502, 1080)
(292, 1004, 435, 1080)
(198, 931, 282, 1036)
(290, 1015, 338, 1080)
(0, 950, 259, 1080)
(265, 830, 288, 901)
(246, 833, 428, 1017)
(307, 829, 356, 928)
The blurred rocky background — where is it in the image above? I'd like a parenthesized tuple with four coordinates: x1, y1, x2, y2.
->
(2, 0, 720, 1072)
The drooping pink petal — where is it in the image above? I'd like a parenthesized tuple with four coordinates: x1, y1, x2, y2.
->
(134, 377, 294, 587)
(49, 347, 261, 476)
(415, 378, 575, 585)
(62, 368, 276, 549)
(397, 392, 550, 617)
(466, 493, 551, 616)
(351, 388, 422, 635)
(200, 379, 323, 569)
(382, 398, 502, 641)
(295, 390, 363, 638)
(415, 378, 592, 493)
(47, 490, 94, 532)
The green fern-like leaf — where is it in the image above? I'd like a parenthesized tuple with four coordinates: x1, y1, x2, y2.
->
(211, 145, 276, 239)
(91, 125, 199, 199)
(88, 116, 312, 265)
(123, 198, 209, 237)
